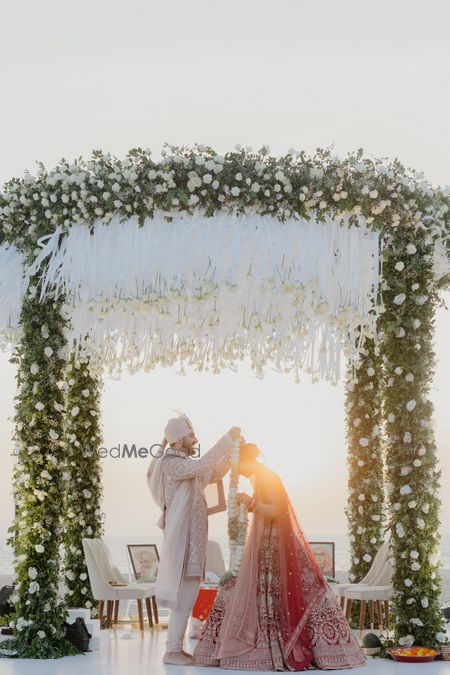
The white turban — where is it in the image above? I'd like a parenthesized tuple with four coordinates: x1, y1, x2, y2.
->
(164, 413, 194, 444)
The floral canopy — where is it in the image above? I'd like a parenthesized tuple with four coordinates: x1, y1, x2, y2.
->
(0, 143, 448, 657)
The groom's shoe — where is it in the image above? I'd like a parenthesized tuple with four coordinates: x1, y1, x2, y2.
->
(163, 651, 194, 665)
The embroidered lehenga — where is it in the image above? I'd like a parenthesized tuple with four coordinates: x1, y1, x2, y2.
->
(193, 469, 366, 671)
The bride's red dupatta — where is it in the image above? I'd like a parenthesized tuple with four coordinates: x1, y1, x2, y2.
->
(214, 469, 327, 671)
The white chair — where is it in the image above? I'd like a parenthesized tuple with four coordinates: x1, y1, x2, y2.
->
(340, 542, 395, 637)
(206, 539, 226, 578)
(336, 540, 391, 607)
(82, 538, 156, 636)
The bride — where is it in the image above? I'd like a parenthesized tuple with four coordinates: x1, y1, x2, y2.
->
(193, 443, 367, 671)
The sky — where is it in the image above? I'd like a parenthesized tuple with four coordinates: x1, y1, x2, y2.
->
(0, 0, 449, 548)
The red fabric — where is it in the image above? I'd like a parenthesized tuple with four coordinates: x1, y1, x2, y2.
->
(274, 472, 327, 669)
(192, 588, 218, 620)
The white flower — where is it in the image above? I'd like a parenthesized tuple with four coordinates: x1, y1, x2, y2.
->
(35, 544, 45, 553)
(405, 373, 414, 382)
(30, 363, 40, 375)
(367, 367, 375, 377)
(358, 494, 365, 501)
(395, 261, 405, 271)
(28, 566, 37, 579)
(387, 413, 395, 423)
(371, 514, 380, 521)
(411, 561, 420, 571)
(398, 635, 414, 646)
(35, 402, 45, 411)
(403, 432, 412, 443)
(49, 429, 59, 440)
(71, 406, 80, 417)
(82, 389, 90, 397)
(80, 572, 87, 580)
(410, 617, 423, 626)
(406, 243, 417, 255)
(202, 173, 213, 184)
(353, 418, 361, 427)
(359, 437, 369, 447)
(416, 518, 425, 529)
(406, 399, 416, 411)
(65, 570, 75, 581)
(363, 554, 372, 563)
(435, 632, 447, 643)
(396, 523, 405, 538)
(82, 489, 92, 499)
(410, 550, 419, 559)
(28, 581, 40, 594)
(418, 446, 426, 456)
(412, 319, 421, 328)
(231, 186, 240, 197)
(37, 630, 46, 639)
(421, 597, 429, 608)
(404, 578, 413, 587)
(44, 346, 53, 357)
(400, 485, 412, 495)
(393, 293, 406, 305)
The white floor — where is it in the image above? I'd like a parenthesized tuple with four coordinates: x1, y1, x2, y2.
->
(1, 623, 449, 675)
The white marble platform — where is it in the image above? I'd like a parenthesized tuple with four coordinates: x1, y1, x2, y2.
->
(0, 623, 449, 675)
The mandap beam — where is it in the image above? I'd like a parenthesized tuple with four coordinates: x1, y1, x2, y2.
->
(380, 225, 446, 646)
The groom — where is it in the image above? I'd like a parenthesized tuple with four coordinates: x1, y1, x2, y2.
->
(148, 413, 242, 665)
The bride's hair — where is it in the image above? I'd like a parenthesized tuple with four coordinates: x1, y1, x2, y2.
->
(238, 442, 261, 463)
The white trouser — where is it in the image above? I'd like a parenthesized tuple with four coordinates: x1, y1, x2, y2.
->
(166, 576, 201, 652)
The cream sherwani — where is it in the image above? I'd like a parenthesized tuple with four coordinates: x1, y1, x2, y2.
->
(148, 433, 233, 608)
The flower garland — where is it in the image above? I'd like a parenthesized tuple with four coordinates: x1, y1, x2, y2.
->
(221, 441, 248, 585)
(1, 278, 79, 658)
(62, 353, 104, 616)
(379, 222, 447, 647)
(345, 337, 385, 626)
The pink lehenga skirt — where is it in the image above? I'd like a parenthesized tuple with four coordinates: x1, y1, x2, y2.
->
(193, 522, 366, 671)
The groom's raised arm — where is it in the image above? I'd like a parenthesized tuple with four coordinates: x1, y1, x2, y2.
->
(171, 433, 234, 482)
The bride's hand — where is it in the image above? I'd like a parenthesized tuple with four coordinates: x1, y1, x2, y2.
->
(236, 492, 253, 509)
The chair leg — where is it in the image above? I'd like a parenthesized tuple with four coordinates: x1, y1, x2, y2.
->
(137, 599, 144, 636)
(358, 600, 366, 640)
(376, 600, 383, 631)
(345, 598, 353, 622)
(114, 599, 119, 625)
(145, 597, 154, 629)
(340, 595, 345, 610)
(369, 600, 375, 630)
(384, 601, 390, 634)
(98, 600, 104, 626)
(151, 596, 159, 624)
(106, 600, 113, 629)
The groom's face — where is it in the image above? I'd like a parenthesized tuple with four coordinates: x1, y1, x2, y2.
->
(181, 431, 198, 451)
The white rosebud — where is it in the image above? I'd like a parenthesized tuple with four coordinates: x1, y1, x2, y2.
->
(410, 550, 419, 559)
(359, 437, 369, 447)
(412, 319, 421, 329)
(367, 367, 375, 377)
(416, 518, 425, 529)
(358, 494, 365, 501)
(387, 413, 395, 423)
(71, 406, 80, 417)
(35, 402, 45, 411)
(403, 432, 412, 443)
(37, 630, 46, 638)
(231, 187, 240, 197)
(406, 243, 417, 255)
(405, 373, 414, 382)
(28, 566, 37, 579)
(30, 363, 40, 375)
(82, 389, 90, 397)
(410, 617, 423, 626)
(393, 293, 406, 305)
(404, 578, 413, 587)
(406, 399, 416, 411)
(396, 523, 405, 538)
(400, 485, 412, 495)
(421, 597, 429, 608)
(357, 460, 364, 466)
(35, 544, 45, 553)
(363, 554, 372, 563)
(44, 347, 53, 357)
(49, 429, 59, 440)
(395, 261, 405, 271)
(353, 418, 361, 427)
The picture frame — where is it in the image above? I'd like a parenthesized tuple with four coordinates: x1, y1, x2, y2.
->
(309, 541, 335, 579)
(204, 479, 227, 516)
(127, 544, 159, 583)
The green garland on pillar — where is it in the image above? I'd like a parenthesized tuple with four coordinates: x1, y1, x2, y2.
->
(3, 280, 79, 658)
(62, 353, 104, 616)
(345, 337, 385, 626)
(380, 225, 447, 647)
